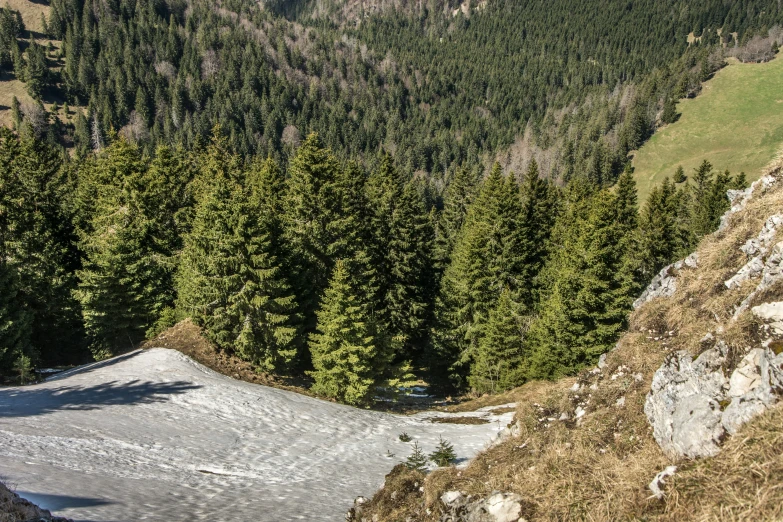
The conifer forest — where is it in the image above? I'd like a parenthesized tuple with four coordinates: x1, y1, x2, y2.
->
(1, 0, 777, 405)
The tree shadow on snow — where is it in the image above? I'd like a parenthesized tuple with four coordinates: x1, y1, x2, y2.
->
(0, 379, 202, 417)
(44, 350, 145, 382)
(16, 490, 114, 511)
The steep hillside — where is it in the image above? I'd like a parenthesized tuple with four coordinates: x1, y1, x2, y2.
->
(633, 55, 783, 201)
(351, 159, 783, 521)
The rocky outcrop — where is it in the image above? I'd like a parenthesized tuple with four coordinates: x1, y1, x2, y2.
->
(0, 482, 73, 522)
(645, 340, 783, 459)
(633, 253, 698, 309)
(720, 171, 779, 231)
(439, 491, 526, 522)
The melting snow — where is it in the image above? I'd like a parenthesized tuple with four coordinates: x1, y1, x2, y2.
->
(0, 348, 513, 521)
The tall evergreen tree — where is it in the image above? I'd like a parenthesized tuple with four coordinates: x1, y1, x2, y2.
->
(526, 189, 633, 379)
(432, 164, 525, 388)
(76, 139, 170, 358)
(517, 160, 558, 309)
(282, 133, 344, 338)
(308, 260, 391, 406)
(469, 289, 526, 394)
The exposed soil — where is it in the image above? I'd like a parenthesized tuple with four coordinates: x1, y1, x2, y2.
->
(426, 416, 490, 425)
(140, 319, 315, 396)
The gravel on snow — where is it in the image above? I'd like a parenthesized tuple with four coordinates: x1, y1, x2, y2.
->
(0, 348, 514, 521)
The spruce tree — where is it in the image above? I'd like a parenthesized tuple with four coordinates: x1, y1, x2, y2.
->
(673, 165, 686, 184)
(433, 166, 478, 274)
(639, 178, 679, 278)
(690, 159, 715, 237)
(469, 289, 526, 394)
(517, 159, 558, 309)
(429, 436, 457, 467)
(308, 260, 390, 406)
(282, 133, 344, 338)
(432, 163, 531, 388)
(0, 255, 32, 375)
(405, 441, 429, 472)
(526, 188, 633, 379)
(178, 137, 299, 372)
(385, 177, 435, 356)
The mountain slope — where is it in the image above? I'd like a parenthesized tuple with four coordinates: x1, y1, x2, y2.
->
(351, 158, 783, 521)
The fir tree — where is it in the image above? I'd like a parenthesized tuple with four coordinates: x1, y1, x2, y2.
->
(469, 289, 526, 394)
(673, 165, 687, 184)
(432, 164, 526, 388)
(429, 436, 456, 467)
(517, 159, 558, 309)
(385, 177, 435, 356)
(691, 159, 715, 237)
(405, 441, 429, 472)
(526, 189, 633, 379)
(282, 133, 344, 338)
(433, 166, 478, 274)
(308, 260, 391, 406)
(179, 136, 300, 372)
(0, 262, 32, 375)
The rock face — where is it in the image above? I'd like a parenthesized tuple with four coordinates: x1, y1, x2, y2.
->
(440, 491, 526, 522)
(645, 342, 783, 459)
(752, 302, 783, 335)
(633, 253, 698, 309)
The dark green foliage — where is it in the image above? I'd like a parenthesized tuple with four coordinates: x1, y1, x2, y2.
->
(368, 156, 435, 356)
(469, 290, 526, 394)
(76, 139, 172, 358)
(282, 134, 345, 338)
(13, 353, 33, 384)
(661, 97, 679, 124)
(23, 40, 50, 99)
(399, 432, 412, 442)
(0, 263, 32, 375)
(429, 436, 456, 467)
(405, 441, 428, 472)
(0, 129, 85, 369)
(178, 134, 299, 372)
(526, 188, 634, 379)
(673, 165, 687, 184)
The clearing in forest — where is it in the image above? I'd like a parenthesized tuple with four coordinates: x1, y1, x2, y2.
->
(633, 56, 783, 201)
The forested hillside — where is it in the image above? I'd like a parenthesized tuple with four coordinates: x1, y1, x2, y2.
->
(0, 0, 779, 402)
(4, 0, 782, 179)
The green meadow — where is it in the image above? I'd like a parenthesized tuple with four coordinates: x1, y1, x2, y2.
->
(633, 56, 783, 201)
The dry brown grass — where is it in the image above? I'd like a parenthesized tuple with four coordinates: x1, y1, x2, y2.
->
(140, 319, 315, 396)
(3, 0, 48, 33)
(657, 402, 783, 522)
(356, 163, 783, 521)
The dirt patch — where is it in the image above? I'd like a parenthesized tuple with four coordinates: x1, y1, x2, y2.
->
(140, 319, 314, 396)
(487, 406, 516, 415)
(427, 416, 489, 425)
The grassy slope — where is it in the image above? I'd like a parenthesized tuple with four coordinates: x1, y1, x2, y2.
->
(0, 0, 77, 129)
(633, 56, 783, 202)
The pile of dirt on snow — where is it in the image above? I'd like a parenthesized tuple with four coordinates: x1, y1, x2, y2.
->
(351, 159, 783, 522)
(0, 482, 72, 522)
(140, 319, 313, 395)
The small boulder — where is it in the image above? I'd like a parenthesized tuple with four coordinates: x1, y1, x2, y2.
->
(648, 466, 677, 500)
(484, 492, 524, 522)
